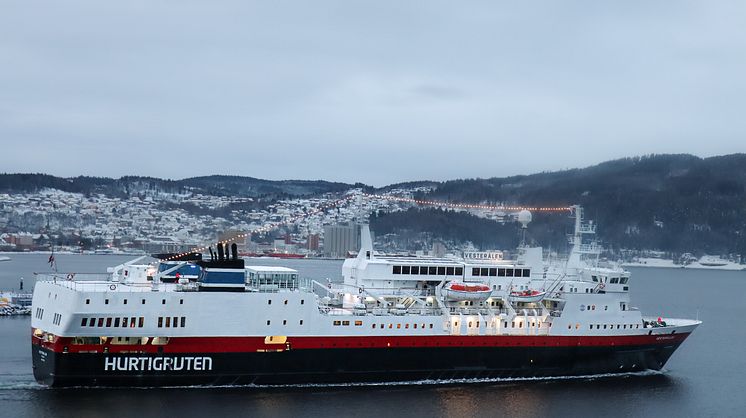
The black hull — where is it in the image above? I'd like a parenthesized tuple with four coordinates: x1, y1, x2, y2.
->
(33, 342, 683, 387)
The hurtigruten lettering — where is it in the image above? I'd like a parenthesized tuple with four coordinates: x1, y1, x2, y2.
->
(104, 356, 212, 371)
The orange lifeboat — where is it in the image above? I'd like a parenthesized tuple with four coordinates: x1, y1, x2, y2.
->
(443, 281, 492, 302)
(509, 289, 545, 303)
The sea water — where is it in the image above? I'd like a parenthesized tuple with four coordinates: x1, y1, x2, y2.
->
(0, 254, 743, 418)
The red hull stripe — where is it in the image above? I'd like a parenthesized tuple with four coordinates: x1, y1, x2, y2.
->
(36, 332, 691, 354)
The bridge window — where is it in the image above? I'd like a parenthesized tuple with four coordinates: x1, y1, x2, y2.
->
(333, 321, 341, 326)
(402, 266, 410, 274)
(620, 277, 629, 284)
(498, 268, 506, 277)
(455, 267, 463, 275)
(472, 268, 480, 276)
(411, 266, 419, 275)
(446, 267, 455, 275)
(489, 268, 497, 276)
(420, 267, 428, 275)
(429, 267, 437, 274)
(514, 269, 523, 277)
(437, 267, 446, 275)
(393, 266, 401, 274)
(523, 269, 531, 276)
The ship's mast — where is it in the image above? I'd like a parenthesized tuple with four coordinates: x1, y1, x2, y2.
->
(567, 205, 600, 268)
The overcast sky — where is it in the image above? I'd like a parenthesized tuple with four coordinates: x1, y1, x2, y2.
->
(1, 1, 744, 186)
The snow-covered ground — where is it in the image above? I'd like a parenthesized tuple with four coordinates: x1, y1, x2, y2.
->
(623, 257, 745, 270)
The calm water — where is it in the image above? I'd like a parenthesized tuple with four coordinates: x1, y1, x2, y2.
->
(1, 254, 744, 418)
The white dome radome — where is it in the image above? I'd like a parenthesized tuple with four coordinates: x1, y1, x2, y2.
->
(518, 209, 532, 228)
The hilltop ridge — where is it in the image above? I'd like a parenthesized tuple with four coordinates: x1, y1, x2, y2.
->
(1, 153, 745, 256)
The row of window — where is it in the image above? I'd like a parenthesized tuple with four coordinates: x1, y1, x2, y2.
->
(71, 336, 170, 345)
(591, 275, 629, 284)
(86, 298, 185, 305)
(333, 320, 363, 326)
(268, 299, 305, 305)
(52, 313, 62, 325)
(157, 316, 186, 328)
(34, 307, 45, 320)
(372, 323, 435, 329)
(565, 323, 642, 330)
(453, 320, 547, 329)
(589, 324, 640, 330)
(472, 267, 531, 277)
(392, 266, 463, 276)
(81, 317, 145, 328)
(266, 320, 304, 325)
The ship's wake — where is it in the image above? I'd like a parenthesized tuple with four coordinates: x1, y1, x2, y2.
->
(11, 369, 668, 391)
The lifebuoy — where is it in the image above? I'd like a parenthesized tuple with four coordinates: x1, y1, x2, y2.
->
(66, 273, 74, 280)
(109, 284, 116, 291)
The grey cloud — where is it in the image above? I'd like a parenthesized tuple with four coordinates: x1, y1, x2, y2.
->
(1, 1, 745, 186)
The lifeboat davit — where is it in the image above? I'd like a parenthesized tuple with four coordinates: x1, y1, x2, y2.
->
(509, 289, 546, 303)
(443, 282, 492, 302)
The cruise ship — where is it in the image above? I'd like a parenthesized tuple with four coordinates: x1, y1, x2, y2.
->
(30, 206, 700, 387)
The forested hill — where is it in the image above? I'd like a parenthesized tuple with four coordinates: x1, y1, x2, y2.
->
(419, 154, 746, 255)
(2, 154, 745, 255)
(0, 174, 354, 198)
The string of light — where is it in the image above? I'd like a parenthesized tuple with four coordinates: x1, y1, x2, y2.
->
(362, 193, 571, 212)
(160, 192, 570, 261)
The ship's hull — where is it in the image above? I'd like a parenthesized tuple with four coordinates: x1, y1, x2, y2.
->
(32, 333, 691, 387)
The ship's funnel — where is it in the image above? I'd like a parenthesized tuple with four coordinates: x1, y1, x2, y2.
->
(231, 243, 238, 261)
(217, 243, 224, 261)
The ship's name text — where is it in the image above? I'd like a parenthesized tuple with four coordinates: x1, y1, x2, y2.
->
(104, 356, 213, 372)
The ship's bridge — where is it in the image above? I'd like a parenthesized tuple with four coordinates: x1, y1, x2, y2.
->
(246, 266, 300, 291)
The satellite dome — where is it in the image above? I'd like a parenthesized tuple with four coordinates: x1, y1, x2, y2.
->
(518, 209, 532, 228)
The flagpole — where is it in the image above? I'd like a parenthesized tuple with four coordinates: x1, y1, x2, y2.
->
(48, 247, 57, 273)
